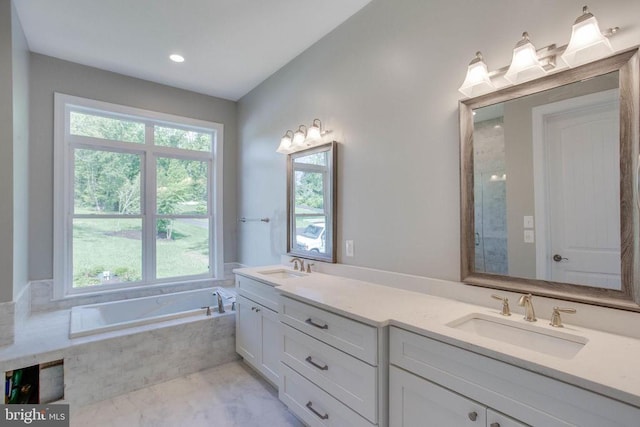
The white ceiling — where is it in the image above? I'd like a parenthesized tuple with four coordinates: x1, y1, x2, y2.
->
(14, 0, 372, 101)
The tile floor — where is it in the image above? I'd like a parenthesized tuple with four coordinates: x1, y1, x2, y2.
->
(71, 361, 304, 427)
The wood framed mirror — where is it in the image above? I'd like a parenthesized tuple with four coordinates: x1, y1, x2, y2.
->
(460, 48, 640, 311)
(287, 141, 337, 263)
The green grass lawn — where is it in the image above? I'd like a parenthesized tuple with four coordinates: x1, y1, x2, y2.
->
(73, 218, 209, 288)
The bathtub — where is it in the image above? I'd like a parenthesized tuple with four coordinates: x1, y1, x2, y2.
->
(69, 287, 236, 338)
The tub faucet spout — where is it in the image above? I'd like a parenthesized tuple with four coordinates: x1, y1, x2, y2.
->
(214, 292, 225, 313)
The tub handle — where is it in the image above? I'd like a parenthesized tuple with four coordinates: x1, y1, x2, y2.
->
(305, 318, 328, 330)
(200, 306, 212, 316)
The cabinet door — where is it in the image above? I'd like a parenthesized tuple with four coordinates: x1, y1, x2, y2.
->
(486, 409, 529, 427)
(236, 294, 259, 366)
(390, 366, 486, 427)
(259, 306, 280, 385)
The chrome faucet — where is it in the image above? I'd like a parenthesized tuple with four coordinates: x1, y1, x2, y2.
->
(213, 292, 225, 313)
(518, 294, 536, 322)
(290, 257, 305, 271)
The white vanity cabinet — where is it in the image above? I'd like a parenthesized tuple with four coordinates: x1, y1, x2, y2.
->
(235, 275, 280, 385)
(390, 326, 640, 427)
(278, 296, 386, 427)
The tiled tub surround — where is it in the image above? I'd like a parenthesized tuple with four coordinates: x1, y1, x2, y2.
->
(235, 266, 640, 420)
(0, 301, 238, 407)
(0, 300, 15, 346)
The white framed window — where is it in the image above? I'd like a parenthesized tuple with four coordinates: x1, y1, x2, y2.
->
(53, 93, 224, 297)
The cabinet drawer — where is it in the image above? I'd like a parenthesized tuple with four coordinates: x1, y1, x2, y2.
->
(235, 275, 279, 311)
(390, 327, 640, 427)
(282, 324, 377, 423)
(280, 296, 378, 365)
(279, 363, 375, 427)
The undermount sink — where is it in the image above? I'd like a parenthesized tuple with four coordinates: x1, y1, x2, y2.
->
(257, 268, 306, 279)
(447, 313, 588, 359)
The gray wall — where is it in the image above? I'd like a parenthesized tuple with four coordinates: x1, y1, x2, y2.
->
(0, 0, 29, 303)
(29, 54, 238, 280)
(237, 0, 640, 279)
(12, 0, 29, 299)
(0, 0, 14, 302)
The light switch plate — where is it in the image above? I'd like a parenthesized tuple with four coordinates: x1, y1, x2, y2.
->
(524, 216, 534, 229)
(345, 240, 354, 257)
(524, 230, 535, 243)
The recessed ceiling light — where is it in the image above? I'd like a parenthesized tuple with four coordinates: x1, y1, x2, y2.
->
(169, 54, 185, 63)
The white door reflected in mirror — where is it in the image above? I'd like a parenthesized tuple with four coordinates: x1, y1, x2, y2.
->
(473, 72, 622, 289)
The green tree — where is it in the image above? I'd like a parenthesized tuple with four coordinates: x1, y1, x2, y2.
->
(295, 171, 324, 210)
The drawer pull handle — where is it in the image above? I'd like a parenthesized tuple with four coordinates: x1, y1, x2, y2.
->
(490, 423, 500, 427)
(468, 411, 478, 421)
(305, 318, 329, 330)
(306, 401, 329, 420)
(305, 356, 329, 371)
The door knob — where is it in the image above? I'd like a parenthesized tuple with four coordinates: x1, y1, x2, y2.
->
(468, 411, 478, 421)
(553, 254, 569, 262)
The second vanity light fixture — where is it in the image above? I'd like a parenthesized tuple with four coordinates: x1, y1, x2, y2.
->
(276, 119, 330, 154)
(458, 5, 618, 97)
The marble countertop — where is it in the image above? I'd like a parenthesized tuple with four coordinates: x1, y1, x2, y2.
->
(235, 265, 640, 408)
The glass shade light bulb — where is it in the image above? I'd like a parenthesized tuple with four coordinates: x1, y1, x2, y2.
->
(276, 130, 294, 154)
(292, 125, 307, 147)
(307, 119, 322, 141)
(458, 52, 495, 98)
(561, 6, 613, 68)
(504, 32, 547, 84)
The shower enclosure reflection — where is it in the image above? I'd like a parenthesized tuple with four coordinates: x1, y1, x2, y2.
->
(473, 111, 508, 275)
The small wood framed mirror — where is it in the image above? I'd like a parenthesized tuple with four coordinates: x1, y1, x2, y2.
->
(287, 142, 337, 263)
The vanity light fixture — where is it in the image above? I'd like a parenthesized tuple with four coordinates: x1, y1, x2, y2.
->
(292, 125, 307, 148)
(276, 119, 332, 154)
(504, 32, 548, 84)
(458, 52, 495, 98)
(458, 5, 619, 98)
(169, 54, 185, 63)
(561, 6, 616, 68)
(276, 130, 294, 154)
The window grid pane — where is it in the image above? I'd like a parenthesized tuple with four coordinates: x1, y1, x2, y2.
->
(72, 218, 142, 288)
(156, 158, 208, 215)
(156, 219, 210, 279)
(74, 149, 141, 215)
(70, 111, 145, 144)
(154, 125, 212, 152)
